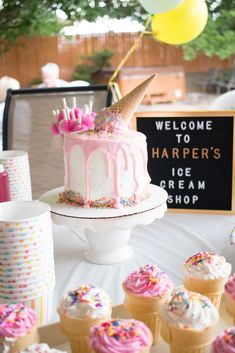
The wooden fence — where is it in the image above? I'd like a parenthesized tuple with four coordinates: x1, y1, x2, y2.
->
(0, 33, 234, 87)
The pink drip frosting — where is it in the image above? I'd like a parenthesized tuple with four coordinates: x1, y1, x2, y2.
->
(212, 327, 235, 353)
(225, 274, 235, 300)
(123, 264, 173, 297)
(89, 319, 151, 353)
(0, 304, 36, 338)
(64, 130, 150, 208)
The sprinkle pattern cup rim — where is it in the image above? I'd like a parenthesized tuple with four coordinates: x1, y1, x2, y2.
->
(0, 150, 29, 160)
(0, 201, 51, 222)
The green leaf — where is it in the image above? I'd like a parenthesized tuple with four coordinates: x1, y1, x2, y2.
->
(1, 1, 235, 59)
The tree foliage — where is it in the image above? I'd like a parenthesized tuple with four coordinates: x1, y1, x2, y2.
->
(183, 1, 235, 60)
(0, 0, 235, 59)
(74, 49, 114, 82)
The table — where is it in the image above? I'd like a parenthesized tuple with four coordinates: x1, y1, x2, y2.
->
(51, 211, 235, 322)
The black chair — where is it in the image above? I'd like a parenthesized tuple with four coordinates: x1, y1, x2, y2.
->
(216, 70, 235, 94)
(190, 68, 220, 93)
(3, 85, 113, 199)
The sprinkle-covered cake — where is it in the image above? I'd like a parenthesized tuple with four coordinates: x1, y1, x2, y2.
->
(52, 76, 155, 209)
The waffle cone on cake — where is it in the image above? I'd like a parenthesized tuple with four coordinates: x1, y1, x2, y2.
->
(160, 317, 217, 353)
(184, 275, 226, 309)
(0, 325, 39, 353)
(123, 284, 168, 346)
(109, 74, 156, 123)
(59, 313, 111, 353)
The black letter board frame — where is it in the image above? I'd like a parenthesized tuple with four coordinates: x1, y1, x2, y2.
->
(134, 111, 235, 214)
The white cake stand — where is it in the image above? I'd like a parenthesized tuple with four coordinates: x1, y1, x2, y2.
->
(40, 185, 168, 265)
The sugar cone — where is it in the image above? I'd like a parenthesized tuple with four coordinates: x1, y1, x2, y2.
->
(59, 313, 111, 353)
(0, 325, 39, 353)
(184, 275, 227, 310)
(123, 284, 169, 346)
(224, 292, 235, 324)
(160, 317, 218, 353)
(109, 74, 156, 122)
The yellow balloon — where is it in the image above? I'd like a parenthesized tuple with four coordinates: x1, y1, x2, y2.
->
(152, 0, 208, 45)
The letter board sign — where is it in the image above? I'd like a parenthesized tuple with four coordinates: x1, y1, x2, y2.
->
(134, 111, 235, 214)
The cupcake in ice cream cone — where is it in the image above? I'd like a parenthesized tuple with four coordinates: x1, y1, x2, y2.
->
(211, 326, 235, 353)
(224, 273, 235, 324)
(160, 288, 219, 353)
(0, 304, 39, 353)
(89, 319, 152, 353)
(122, 264, 173, 346)
(183, 251, 231, 309)
(57, 284, 111, 353)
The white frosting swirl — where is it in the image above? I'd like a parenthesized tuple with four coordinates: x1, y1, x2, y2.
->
(57, 284, 111, 320)
(184, 251, 231, 280)
(20, 343, 67, 353)
(160, 288, 219, 329)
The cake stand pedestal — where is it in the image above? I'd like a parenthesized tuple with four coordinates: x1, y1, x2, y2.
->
(40, 185, 168, 265)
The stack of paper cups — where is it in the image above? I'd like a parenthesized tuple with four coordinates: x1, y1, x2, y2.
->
(0, 201, 55, 326)
(0, 150, 32, 200)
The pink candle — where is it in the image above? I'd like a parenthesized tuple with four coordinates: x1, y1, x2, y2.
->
(0, 164, 10, 202)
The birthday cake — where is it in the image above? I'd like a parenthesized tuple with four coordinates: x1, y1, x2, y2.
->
(52, 75, 155, 208)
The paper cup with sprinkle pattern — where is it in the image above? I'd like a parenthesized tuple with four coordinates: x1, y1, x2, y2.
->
(0, 200, 55, 325)
(0, 150, 32, 200)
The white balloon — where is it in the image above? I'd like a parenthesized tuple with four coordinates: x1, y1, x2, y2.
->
(139, 0, 183, 14)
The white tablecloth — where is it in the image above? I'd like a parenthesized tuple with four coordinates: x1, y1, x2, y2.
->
(51, 211, 235, 321)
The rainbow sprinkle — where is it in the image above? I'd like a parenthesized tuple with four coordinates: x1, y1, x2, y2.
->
(94, 109, 127, 133)
(57, 190, 136, 208)
(0, 304, 36, 338)
(68, 285, 104, 309)
(138, 264, 163, 285)
(212, 327, 235, 349)
(222, 327, 235, 344)
(185, 251, 215, 267)
(167, 289, 211, 312)
(93, 320, 141, 342)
